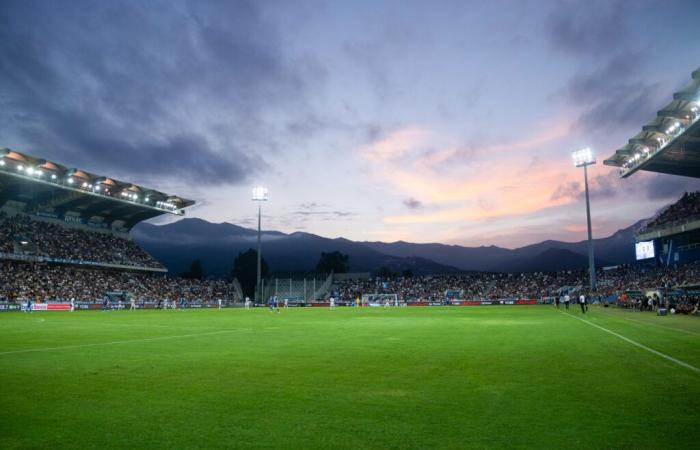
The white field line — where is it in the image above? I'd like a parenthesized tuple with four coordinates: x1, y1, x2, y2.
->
(0, 328, 252, 356)
(597, 309, 700, 336)
(558, 310, 700, 375)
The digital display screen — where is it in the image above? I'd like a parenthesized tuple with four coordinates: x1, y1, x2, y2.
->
(635, 241, 655, 260)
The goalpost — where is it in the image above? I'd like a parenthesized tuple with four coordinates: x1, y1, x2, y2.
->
(361, 293, 399, 307)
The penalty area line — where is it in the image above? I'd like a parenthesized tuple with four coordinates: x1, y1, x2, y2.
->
(0, 328, 252, 356)
(557, 310, 700, 375)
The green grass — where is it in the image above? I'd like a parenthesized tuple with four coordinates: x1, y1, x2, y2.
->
(0, 306, 698, 449)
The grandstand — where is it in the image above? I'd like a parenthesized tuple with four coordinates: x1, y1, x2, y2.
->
(604, 69, 700, 268)
(0, 149, 246, 309)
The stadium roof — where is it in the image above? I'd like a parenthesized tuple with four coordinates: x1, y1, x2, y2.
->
(0, 148, 195, 230)
(604, 68, 700, 179)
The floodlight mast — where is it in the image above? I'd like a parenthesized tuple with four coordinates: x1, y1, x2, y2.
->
(252, 187, 269, 305)
(572, 148, 597, 293)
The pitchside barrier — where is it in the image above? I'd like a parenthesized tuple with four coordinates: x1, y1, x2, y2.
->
(0, 299, 540, 311)
(408, 299, 538, 306)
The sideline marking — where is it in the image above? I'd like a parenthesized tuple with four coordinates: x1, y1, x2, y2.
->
(558, 310, 700, 374)
(0, 328, 252, 356)
(597, 309, 700, 336)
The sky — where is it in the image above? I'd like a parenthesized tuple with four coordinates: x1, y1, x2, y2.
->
(2, 0, 700, 248)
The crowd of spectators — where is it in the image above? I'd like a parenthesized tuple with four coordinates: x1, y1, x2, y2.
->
(331, 262, 700, 304)
(0, 261, 236, 304)
(640, 191, 700, 232)
(0, 212, 162, 269)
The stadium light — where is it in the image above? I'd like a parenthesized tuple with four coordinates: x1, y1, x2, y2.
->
(50, 173, 57, 180)
(17, 165, 23, 172)
(252, 186, 269, 304)
(572, 147, 595, 167)
(0, 160, 4, 166)
(67, 177, 74, 184)
(571, 147, 597, 293)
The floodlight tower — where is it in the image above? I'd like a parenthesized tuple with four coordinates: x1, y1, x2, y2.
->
(252, 186, 269, 304)
(572, 148, 597, 292)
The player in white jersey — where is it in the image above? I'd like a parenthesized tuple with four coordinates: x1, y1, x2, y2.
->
(284, 298, 288, 308)
(330, 297, 335, 309)
(70, 298, 75, 312)
(218, 298, 222, 310)
(244, 297, 251, 309)
(130, 298, 136, 310)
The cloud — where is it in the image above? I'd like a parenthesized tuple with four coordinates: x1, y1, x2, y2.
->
(643, 174, 700, 201)
(564, 54, 664, 133)
(551, 181, 581, 201)
(550, 171, 619, 202)
(402, 198, 422, 210)
(0, 0, 316, 186)
(362, 126, 429, 163)
(545, 1, 628, 57)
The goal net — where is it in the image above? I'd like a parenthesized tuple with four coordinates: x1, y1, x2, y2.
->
(362, 293, 399, 307)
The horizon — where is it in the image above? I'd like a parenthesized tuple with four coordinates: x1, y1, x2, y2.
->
(3, 0, 700, 248)
(145, 211, 641, 251)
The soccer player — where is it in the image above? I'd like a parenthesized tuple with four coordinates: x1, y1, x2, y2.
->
(579, 293, 587, 313)
(330, 297, 335, 309)
(130, 297, 136, 311)
(564, 293, 570, 310)
(284, 298, 288, 308)
(244, 297, 251, 309)
(70, 298, 75, 312)
(555, 296, 560, 308)
(218, 298, 222, 310)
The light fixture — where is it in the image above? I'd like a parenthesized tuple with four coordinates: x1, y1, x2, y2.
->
(252, 186, 269, 201)
(572, 148, 595, 167)
(67, 178, 74, 184)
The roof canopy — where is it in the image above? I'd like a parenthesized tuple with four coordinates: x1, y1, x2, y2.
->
(604, 69, 700, 179)
(0, 148, 195, 230)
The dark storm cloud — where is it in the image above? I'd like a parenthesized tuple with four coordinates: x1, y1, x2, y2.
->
(0, 0, 313, 185)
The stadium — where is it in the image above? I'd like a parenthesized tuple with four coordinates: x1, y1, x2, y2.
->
(2, 3, 700, 450)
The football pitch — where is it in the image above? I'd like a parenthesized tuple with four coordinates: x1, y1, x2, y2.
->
(1, 306, 698, 449)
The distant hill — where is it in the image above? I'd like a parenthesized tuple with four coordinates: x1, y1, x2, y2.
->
(131, 218, 643, 277)
(361, 220, 642, 272)
(131, 219, 460, 277)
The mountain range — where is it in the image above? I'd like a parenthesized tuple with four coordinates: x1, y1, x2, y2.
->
(131, 218, 644, 277)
